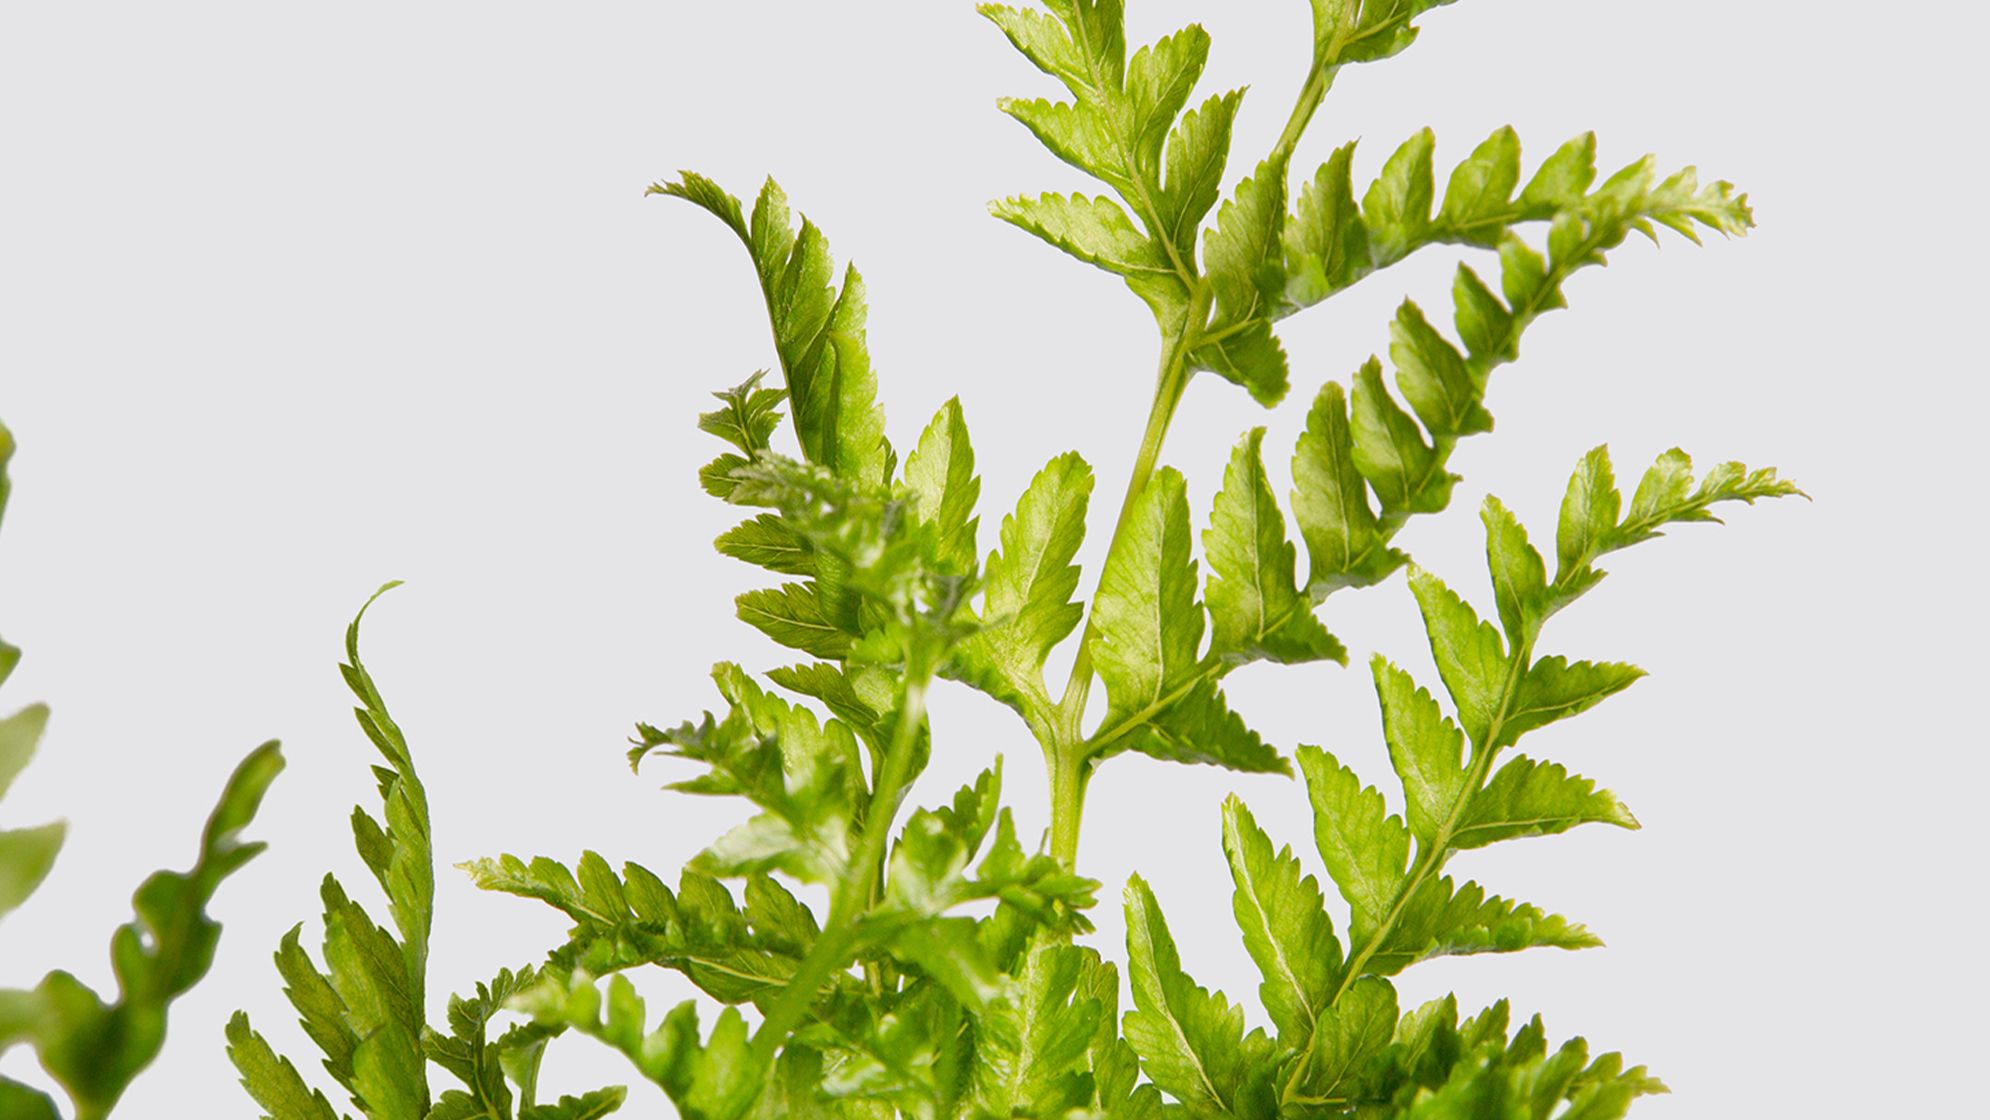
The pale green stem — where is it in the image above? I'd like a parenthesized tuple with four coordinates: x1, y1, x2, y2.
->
(750, 656, 932, 1062)
(1047, 285, 1212, 867)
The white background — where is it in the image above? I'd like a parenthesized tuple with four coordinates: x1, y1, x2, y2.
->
(3, 2, 1984, 1115)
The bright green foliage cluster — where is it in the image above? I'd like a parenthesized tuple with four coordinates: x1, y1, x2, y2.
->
(0, 421, 284, 1120)
(217, 2, 1794, 1119)
(226, 586, 629, 1120)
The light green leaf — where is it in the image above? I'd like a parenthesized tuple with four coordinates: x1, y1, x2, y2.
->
(1092, 467, 1202, 733)
(1105, 677, 1288, 775)
(1438, 126, 1522, 240)
(1520, 132, 1599, 211)
(1195, 319, 1290, 407)
(1157, 87, 1241, 258)
(654, 174, 892, 487)
(1482, 496, 1548, 648)
(990, 192, 1179, 291)
(1407, 568, 1511, 746)
(1323, 0, 1462, 65)
(902, 397, 981, 574)
(0, 703, 48, 801)
(735, 583, 854, 661)
(971, 943, 1107, 1120)
(1451, 262, 1514, 363)
(1555, 445, 1620, 591)
(698, 372, 786, 455)
(226, 1012, 340, 1120)
(954, 451, 1093, 726)
(1361, 129, 1435, 262)
(1221, 796, 1339, 1045)
(1283, 142, 1368, 308)
(1500, 656, 1646, 748)
(0, 822, 65, 922)
(1388, 299, 1491, 439)
(1130, 26, 1213, 192)
(715, 514, 815, 578)
(1203, 158, 1289, 330)
(1372, 657, 1468, 850)
(1121, 875, 1251, 1117)
(1203, 428, 1344, 668)
(1288, 977, 1396, 1106)
(1454, 756, 1638, 850)
(1349, 359, 1446, 518)
(1374, 876, 1598, 975)
(0, 703, 60, 921)
(1291, 381, 1399, 594)
(1297, 746, 1409, 943)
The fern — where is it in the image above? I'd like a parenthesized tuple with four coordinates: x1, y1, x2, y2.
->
(226, 586, 626, 1120)
(251, 3, 1800, 1119)
(0, 421, 284, 1120)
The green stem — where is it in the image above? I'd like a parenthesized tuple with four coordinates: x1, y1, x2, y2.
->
(1270, 63, 1335, 172)
(1327, 639, 1535, 1007)
(1047, 751, 1089, 868)
(750, 657, 932, 1062)
(1047, 285, 1212, 867)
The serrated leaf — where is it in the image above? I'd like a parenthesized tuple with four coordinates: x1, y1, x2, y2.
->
(1362, 129, 1435, 261)
(1105, 676, 1288, 775)
(1288, 977, 1397, 1106)
(519, 1087, 628, 1120)
(1372, 657, 1469, 850)
(1158, 85, 1244, 261)
(1454, 756, 1637, 850)
(1407, 569, 1511, 746)
(1499, 656, 1645, 748)
(1348, 359, 1446, 517)
(1203, 157, 1289, 329)
(971, 942, 1107, 1119)
(226, 1012, 341, 1120)
(1438, 126, 1522, 239)
(991, 192, 1179, 291)
(1204, 428, 1344, 667)
(1284, 142, 1369, 307)
(698, 372, 786, 456)
(1297, 746, 1409, 942)
(1291, 381, 1400, 594)
(1374, 876, 1598, 975)
(1130, 26, 1213, 191)
(657, 175, 892, 488)
(1122, 875, 1250, 1117)
(1328, 0, 1462, 65)
(1389, 299, 1491, 439)
(1555, 445, 1620, 590)
(1451, 263, 1514, 363)
(1483, 496, 1548, 648)
(735, 583, 854, 661)
(954, 451, 1093, 725)
(716, 514, 816, 578)
(1221, 796, 1339, 1045)
(1196, 319, 1290, 407)
(1092, 467, 1202, 732)
(1520, 132, 1599, 211)
(902, 396, 981, 574)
